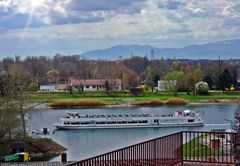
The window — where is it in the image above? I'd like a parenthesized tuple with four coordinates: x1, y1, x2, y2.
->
(71, 122, 80, 125)
(118, 121, 127, 124)
(139, 120, 148, 123)
(188, 119, 194, 122)
(92, 85, 96, 88)
(64, 122, 70, 125)
(128, 121, 138, 124)
(81, 122, 90, 125)
(106, 121, 116, 124)
(86, 85, 89, 88)
(96, 121, 105, 124)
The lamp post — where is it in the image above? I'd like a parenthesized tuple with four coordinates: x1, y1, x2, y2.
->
(224, 119, 233, 129)
(234, 104, 240, 165)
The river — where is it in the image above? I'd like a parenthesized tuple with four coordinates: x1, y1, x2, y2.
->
(28, 104, 236, 161)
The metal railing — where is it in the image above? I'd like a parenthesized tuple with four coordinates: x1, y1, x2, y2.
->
(66, 131, 236, 166)
(67, 132, 183, 166)
(183, 131, 236, 164)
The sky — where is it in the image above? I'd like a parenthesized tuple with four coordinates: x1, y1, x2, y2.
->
(0, 0, 240, 57)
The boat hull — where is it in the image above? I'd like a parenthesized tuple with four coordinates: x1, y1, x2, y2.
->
(54, 122, 204, 130)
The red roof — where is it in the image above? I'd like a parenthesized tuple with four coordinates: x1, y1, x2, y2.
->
(56, 84, 69, 90)
(69, 77, 122, 86)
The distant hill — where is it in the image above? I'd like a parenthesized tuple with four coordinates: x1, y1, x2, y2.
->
(82, 39, 240, 60)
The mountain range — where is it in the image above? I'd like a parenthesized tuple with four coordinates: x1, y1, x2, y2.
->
(82, 39, 240, 60)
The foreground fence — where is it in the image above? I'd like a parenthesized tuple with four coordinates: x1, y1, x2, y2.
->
(67, 132, 183, 166)
(63, 131, 236, 166)
(183, 131, 236, 164)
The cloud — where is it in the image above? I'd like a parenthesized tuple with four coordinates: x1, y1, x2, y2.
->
(222, 5, 234, 16)
(68, 0, 145, 12)
(0, 0, 240, 57)
(158, 0, 186, 10)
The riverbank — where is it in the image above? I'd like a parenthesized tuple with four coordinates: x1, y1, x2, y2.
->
(0, 138, 66, 161)
(31, 98, 240, 109)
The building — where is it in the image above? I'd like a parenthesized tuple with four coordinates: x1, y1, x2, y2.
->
(68, 77, 122, 92)
(55, 84, 69, 91)
(39, 85, 56, 92)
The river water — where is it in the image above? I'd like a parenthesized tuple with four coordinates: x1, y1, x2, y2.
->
(28, 104, 236, 161)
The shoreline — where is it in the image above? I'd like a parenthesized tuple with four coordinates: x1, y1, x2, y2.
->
(32, 99, 240, 110)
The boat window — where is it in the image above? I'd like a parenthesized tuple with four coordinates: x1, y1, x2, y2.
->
(96, 121, 105, 124)
(81, 122, 90, 125)
(128, 121, 138, 124)
(117, 121, 127, 124)
(139, 120, 148, 123)
(64, 122, 70, 125)
(188, 119, 194, 122)
(71, 122, 80, 125)
(106, 121, 116, 124)
(154, 119, 159, 123)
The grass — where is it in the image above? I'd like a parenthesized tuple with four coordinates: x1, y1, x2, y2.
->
(183, 134, 224, 157)
(1, 91, 239, 105)
(0, 137, 66, 161)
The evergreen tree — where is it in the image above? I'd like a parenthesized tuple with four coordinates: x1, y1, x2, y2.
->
(217, 69, 232, 90)
(203, 75, 214, 90)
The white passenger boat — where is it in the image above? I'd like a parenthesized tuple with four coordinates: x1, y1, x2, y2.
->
(54, 110, 204, 129)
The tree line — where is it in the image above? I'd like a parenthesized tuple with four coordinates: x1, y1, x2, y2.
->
(0, 54, 239, 92)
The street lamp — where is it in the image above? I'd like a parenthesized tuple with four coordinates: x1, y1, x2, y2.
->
(224, 119, 233, 129)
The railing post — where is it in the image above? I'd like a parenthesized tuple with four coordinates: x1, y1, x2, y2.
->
(181, 131, 184, 165)
(154, 139, 157, 166)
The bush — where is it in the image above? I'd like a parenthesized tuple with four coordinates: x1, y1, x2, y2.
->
(131, 100, 164, 106)
(165, 98, 187, 105)
(195, 81, 209, 95)
(28, 82, 39, 92)
(49, 100, 106, 108)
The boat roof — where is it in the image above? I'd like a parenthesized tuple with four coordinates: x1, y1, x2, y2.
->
(183, 110, 192, 113)
(67, 112, 79, 115)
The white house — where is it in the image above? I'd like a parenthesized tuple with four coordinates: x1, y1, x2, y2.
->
(68, 77, 122, 92)
(39, 85, 56, 92)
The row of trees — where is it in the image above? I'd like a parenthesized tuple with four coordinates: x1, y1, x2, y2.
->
(0, 55, 239, 91)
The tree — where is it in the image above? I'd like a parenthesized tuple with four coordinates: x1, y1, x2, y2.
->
(217, 69, 232, 90)
(185, 66, 203, 94)
(203, 75, 214, 90)
(195, 81, 209, 95)
(0, 101, 20, 142)
(0, 71, 12, 97)
(165, 71, 186, 96)
(46, 69, 59, 84)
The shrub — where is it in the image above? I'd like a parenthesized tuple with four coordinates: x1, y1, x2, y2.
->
(132, 100, 164, 106)
(195, 81, 209, 95)
(49, 100, 106, 108)
(165, 98, 187, 105)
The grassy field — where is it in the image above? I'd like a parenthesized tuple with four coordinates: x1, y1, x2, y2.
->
(183, 135, 224, 157)
(24, 91, 240, 104)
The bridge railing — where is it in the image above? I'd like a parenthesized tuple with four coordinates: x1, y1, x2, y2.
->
(66, 131, 236, 166)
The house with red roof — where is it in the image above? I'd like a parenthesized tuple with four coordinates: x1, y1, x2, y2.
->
(68, 77, 122, 91)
